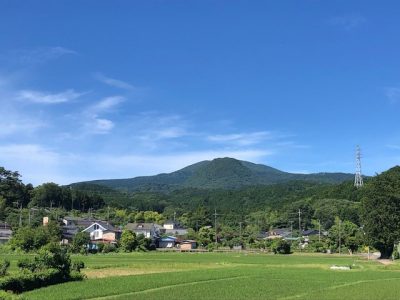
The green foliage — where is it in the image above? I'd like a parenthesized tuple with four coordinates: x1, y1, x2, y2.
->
(328, 218, 363, 253)
(197, 226, 215, 247)
(361, 166, 400, 258)
(0, 260, 10, 277)
(0, 268, 64, 293)
(18, 245, 71, 277)
(1, 245, 82, 293)
(272, 239, 291, 254)
(120, 230, 137, 252)
(101, 243, 117, 253)
(10, 223, 62, 252)
(71, 232, 90, 254)
(0, 290, 19, 299)
(71, 261, 85, 272)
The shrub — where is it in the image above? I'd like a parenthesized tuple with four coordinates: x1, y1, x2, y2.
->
(272, 239, 291, 254)
(0, 268, 63, 293)
(0, 290, 19, 299)
(0, 260, 10, 277)
(102, 243, 117, 253)
(72, 261, 85, 272)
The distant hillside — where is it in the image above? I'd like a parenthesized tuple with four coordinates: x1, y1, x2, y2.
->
(74, 157, 354, 193)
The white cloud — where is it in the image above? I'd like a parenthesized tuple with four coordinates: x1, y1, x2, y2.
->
(208, 131, 272, 146)
(0, 144, 70, 185)
(18, 89, 83, 104)
(0, 117, 44, 137)
(385, 87, 400, 103)
(329, 14, 366, 30)
(90, 96, 125, 113)
(15, 46, 77, 65)
(92, 118, 114, 133)
(94, 73, 135, 90)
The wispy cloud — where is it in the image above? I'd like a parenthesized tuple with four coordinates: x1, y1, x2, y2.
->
(90, 96, 125, 113)
(385, 87, 400, 103)
(133, 112, 188, 143)
(94, 73, 135, 90)
(329, 14, 366, 30)
(386, 144, 400, 150)
(18, 89, 83, 104)
(14, 46, 77, 65)
(208, 131, 272, 146)
(88, 118, 115, 134)
(0, 116, 45, 137)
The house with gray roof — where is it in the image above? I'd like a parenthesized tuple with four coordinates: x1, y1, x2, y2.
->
(125, 222, 161, 239)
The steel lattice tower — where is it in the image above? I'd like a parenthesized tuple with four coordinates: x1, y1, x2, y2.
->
(354, 145, 364, 188)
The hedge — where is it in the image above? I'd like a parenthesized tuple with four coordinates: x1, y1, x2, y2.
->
(0, 268, 83, 294)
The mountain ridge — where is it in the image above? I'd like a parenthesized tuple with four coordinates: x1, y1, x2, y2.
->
(74, 157, 354, 192)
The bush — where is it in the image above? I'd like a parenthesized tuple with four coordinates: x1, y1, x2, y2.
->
(272, 239, 291, 254)
(102, 243, 117, 253)
(72, 261, 85, 272)
(0, 290, 19, 299)
(0, 268, 63, 293)
(0, 260, 10, 277)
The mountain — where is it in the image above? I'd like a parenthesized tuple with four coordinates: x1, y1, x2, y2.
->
(74, 157, 354, 192)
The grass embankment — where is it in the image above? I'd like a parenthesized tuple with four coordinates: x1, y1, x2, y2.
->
(5, 252, 400, 300)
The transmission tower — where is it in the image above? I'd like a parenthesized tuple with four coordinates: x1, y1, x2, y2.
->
(354, 145, 364, 188)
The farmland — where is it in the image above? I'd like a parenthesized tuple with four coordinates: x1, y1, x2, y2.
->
(8, 252, 400, 300)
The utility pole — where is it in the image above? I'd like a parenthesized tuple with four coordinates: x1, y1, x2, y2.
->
(173, 211, 176, 222)
(298, 209, 301, 236)
(214, 209, 218, 246)
(107, 206, 110, 225)
(19, 204, 22, 227)
(290, 221, 293, 238)
(338, 219, 342, 255)
(239, 222, 243, 244)
(318, 219, 321, 243)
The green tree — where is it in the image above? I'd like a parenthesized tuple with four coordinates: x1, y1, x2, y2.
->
(198, 226, 215, 246)
(120, 230, 137, 252)
(71, 231, 90, 253)
(361, 166, 400, 258)
(272, 239, 291, 254)
(328, 218, 363, 254)
(31, 183, 63, 208)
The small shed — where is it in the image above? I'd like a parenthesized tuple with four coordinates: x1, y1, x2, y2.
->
(180, 240, 197, 251)
(158, 236, 177, 248)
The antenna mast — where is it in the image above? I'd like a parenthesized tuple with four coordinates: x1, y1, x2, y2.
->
(354, 145, 364, 188)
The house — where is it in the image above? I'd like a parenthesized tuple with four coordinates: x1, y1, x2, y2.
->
(158, 236, 177, 248)
(266, 228, 291, 239)
(302, 229, 320, 237)
(125, 223, 161, 239)
(0, 223, 12, 245)
(82, 221, 121, 244)
(180, 240, 197, 251)
(163, 220, 188, 237)
(61, 217, 121, 244)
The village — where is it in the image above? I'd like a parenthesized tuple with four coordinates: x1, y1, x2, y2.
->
(0, 216, 324, 253)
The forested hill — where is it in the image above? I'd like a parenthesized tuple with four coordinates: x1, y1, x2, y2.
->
(75, 157, 354, 193)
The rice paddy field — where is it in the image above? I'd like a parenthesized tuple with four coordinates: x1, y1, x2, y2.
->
(4, 252, 400, 299)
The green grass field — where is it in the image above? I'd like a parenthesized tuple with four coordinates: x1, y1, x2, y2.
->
(3, 252, 400, 299)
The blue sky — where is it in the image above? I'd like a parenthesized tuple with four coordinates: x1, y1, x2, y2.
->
(1, 1, 400, 185)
